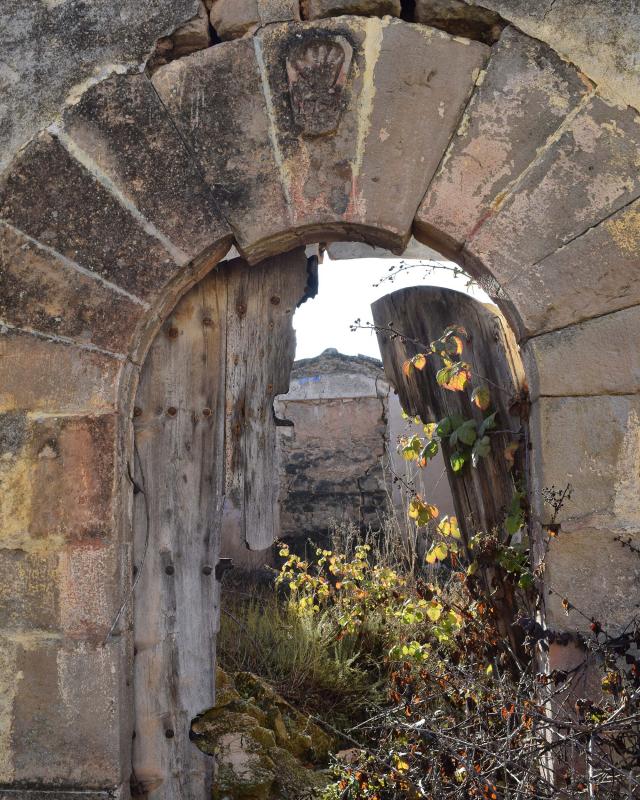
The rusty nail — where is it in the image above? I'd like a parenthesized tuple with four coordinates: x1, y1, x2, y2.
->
(167, 407, 177, 417)
(202, 317, 213, 327)
(167, 326, 179, 339)
(133, 406, 142, 418)
(236, 303, 246, 315)
(165, 729, 174, 739)
(267, 384, 273, 392)
(202, 407, 212, 417)
(165, 565, 174, 576)
(202, 565, 213, 576)
(270, 295, 281, 306)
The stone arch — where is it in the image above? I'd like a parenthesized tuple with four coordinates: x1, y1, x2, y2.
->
(1, 11, 639, 798)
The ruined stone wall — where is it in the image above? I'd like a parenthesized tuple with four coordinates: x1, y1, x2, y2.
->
(1, 0, 639, 795)
(276, 350, 391, 544)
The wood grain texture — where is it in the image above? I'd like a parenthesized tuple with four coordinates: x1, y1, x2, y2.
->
(372, 288, 527, 655)
(131, 249, 308, 799)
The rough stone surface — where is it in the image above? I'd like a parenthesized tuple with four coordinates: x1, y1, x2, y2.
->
(0, 134, 181, 301)
(415, 0, 505, 43)
(0, 223, 143, 353)
(416, 26, 591, 258)
(523, 305, 640, 400)
(4, 637, 123, 786)
(149, 0, 211, 69)
(531, 394, 640, 631)
(502, 195, 640, 337)
(302, 0, 401, 18)
(0, 0, 200, 171)
(0, 413, 117, 543)
(471, 0, 640, 111)
(276, 351, 390, 541)
(0, 330, 122, 414)
(152, 40, 291, 260)
(468, 95, 640, 296)
(210, 0, 300, 39)
(61, 73, 229, 263)
(192, 670, 331, 799)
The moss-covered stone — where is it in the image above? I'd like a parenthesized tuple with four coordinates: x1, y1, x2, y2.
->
(192, 670, 333, 799)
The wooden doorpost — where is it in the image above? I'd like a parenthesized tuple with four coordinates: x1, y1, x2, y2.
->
(372, 287, 527, 655)
(131, 249, 309, 800)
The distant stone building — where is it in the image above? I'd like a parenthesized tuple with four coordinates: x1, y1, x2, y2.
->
(274, 349, 455, 550)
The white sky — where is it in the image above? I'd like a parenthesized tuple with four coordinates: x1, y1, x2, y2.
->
(293, 255, 491, 360)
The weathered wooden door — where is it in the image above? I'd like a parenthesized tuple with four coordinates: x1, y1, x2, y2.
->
(130, 250, 309, 799)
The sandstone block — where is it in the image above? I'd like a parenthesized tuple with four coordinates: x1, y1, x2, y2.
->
(0, 223, 143, 353)
(211, 0, 300, 39)
(503, 196, 640, 337)
(0, 549, 60, 632)
(152, 40, 291, 260)
(0, 413, 117, 544)
(0, 330, 121, 414)
(523, 305, 640, 400)
(301, 0, 401, 18)
(468, 96, 640, 288)
(531, 395, 640, 527)
(415, 26, 591, 257)
(62, 73, 229, 263)
(169, 0, 211, 56)
(0, 134, 181, 301)
(7, 636, 123, 786)
(414, 0, 504, 43)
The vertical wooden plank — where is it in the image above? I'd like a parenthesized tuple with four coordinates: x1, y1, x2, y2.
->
(132, 273, 227, 800)
(372, 287, 525, 538)
(225, 249, 309, 551)
(372, 287, 527, 657)
(131, 249, 310, 799)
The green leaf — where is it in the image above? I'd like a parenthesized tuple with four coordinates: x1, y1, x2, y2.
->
(436, 416, 454, 437)
(456, 418, 477, 446)
(506, 491, 525, 535)
(471, 435, 491, 467)
(478, 411, 498, 438)
(420, 439, 439, 462)
(450, 451, 467, 472)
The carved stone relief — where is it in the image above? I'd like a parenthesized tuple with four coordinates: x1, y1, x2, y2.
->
(286, 35, 353, 136)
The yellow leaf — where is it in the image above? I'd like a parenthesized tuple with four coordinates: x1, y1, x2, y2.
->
(472, 386, 491, 411)
(426, 601, 443, 621)
(413, 353, 427, 370)
(402, 360, 414, 378)
(437, 516, 461, 539)
(504, 441, 520, 469)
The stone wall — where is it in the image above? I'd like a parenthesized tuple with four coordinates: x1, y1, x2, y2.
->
(276, 349, 391, 543)
(1, 0, 639, 796)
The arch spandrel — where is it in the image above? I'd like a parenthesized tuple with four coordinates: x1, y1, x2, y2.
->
(0, 10, 639, 798)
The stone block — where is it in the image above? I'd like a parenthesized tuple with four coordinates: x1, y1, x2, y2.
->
(354, 20, 488, 243)
(0, 330, 121, 415)
(169, 0, 211, 56)
(0, 133, 181, 302)
(0, 550, 60, 632)
(523, 304, 640, 399)
(62, 73, 229, 263)
(155, 18, 486, 260)
(503, 196, 640, 336)
(0, 413, 117, 544)
(58, 542, 121, 638)
(416, 26, 591, 257)
(152, 39, 291, 260)
(531, 395, 640, 527)
(0, 223, 143, 353)
(6, 636, 123, 787)
(468, 96, 640, 287)
(211, 0, 300, 39)
(414, 0, 505, 43)
(543, 526, 640, 634)
(301, 0, 401, 18)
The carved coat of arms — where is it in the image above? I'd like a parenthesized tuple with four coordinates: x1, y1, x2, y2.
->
(286, 35, 353, 136)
